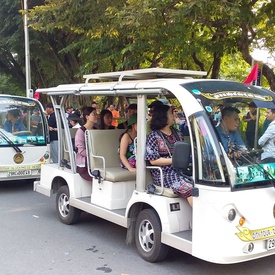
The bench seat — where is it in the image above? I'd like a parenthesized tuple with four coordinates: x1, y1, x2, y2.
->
(85, 129, 136, 209)
(94, 166, 136, 182)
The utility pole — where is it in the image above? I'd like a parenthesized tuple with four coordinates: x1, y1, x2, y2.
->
(24, 0, 33, 98)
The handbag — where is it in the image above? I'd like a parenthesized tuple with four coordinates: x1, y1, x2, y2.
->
(171, 174, 193, 198)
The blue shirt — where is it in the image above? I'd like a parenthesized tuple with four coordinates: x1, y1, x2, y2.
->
(216, 125, 245, 153)
(258, 120, 275, 160)
(4, 120, 26, 133)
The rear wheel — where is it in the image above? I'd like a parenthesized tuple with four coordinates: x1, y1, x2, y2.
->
(135, 208, 169, 262)
(56, 185, 81, 225)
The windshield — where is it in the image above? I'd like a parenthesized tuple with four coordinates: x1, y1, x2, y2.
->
(189, 113, 225, 185)
(181, 81, 275, 189)
(0, 96, 46, 146)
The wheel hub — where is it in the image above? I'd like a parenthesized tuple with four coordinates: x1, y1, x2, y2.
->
(58, 193, 69, 217)
(139, 219, 154, 252)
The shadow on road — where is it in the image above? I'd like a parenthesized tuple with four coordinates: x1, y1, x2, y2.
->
(0, 179, 34, 193)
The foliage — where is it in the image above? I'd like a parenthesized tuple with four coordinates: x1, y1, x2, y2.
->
(0, 0, 274, 96)
(0, 73, 25, 96)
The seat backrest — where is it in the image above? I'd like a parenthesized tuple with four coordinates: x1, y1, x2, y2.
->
(86, 129, 125, 170)
(63, 128, 78, 151)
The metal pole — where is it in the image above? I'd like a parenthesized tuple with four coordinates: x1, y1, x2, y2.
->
(254, 108, 260, 149)
(24, 0, 32, 98)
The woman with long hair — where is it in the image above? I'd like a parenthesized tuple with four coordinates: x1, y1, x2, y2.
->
(98, 109, 115, 129)
(75, 107, 98, 181)
(145, 104, 193, 206)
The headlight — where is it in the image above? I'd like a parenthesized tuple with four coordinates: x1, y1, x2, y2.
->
(228, 208, 236, 221)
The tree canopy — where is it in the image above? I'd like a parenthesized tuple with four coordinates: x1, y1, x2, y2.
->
(0, 0, 274, 94)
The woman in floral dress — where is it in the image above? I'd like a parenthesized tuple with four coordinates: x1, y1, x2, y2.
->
(145, 104, 193, 206)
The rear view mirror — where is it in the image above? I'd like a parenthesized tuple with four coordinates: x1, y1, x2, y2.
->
(172, 141, 191, 170)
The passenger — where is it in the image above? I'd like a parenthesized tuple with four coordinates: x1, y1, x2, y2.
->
(31, 107, 42, 135)
(68, 113, 82, 128)
(4, 109, 26, 133)
(243, 102, 257, 149)
(177, 112, 190, 137)
(171, 106, 178, 118)
(258, 108, 275, 163)
(262, 118, 271, 134)
(65, 106, 74, 127)
(91, 101, 101, 114)
(119, 113, 137, 173)
(98, 109, 115, 129)
(216, 106, 247, 158)
(117, 103, 137, 129)
(75, 107, 98, 181)
(213, 104, 223, 126)
(146, 100, 164, 134)
(45, 103, 58, 163)
(108, 104, 119, 127)
(145, 104, 193, 207)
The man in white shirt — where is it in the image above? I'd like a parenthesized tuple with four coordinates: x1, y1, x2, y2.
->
(258, 108, 275, 163)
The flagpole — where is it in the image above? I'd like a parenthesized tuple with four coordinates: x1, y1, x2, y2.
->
(251, 58, 259, 149)
(24, 0, 32, 98)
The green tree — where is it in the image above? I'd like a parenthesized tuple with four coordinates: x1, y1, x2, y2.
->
(0, 0, 274, 95)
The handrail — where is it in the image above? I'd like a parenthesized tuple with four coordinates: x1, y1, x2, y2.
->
(85, 130, 106, 180)
(146, 166, 164, 195)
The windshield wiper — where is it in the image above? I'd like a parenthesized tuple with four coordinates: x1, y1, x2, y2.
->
(0, 130, 22, 153)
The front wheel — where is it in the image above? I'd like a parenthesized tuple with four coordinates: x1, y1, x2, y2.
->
(56, 185, 81, 225)
(135, 208, 169, 262)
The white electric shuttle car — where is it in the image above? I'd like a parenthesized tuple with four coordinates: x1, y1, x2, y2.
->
(0, 95, 50, 181)
(34, 68, 275, 264)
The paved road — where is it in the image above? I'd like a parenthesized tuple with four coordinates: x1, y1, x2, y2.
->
(1, 180, 275, 275)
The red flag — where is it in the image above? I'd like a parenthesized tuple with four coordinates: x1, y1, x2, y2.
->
(244, 64, 259, 84)
(34, 91, 40, 100)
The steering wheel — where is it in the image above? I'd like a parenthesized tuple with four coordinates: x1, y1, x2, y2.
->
(13, 131, 32, 136)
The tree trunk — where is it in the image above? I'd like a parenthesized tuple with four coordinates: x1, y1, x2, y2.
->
(211, 52, 221, 79)
(239, 23, 275, 91)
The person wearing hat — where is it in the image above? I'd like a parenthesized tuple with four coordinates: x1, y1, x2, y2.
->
(68, 113, 82, 128)
(117, 103, 137, 129)
(243, 102, 257, 149)
(119, 113, 137, 173)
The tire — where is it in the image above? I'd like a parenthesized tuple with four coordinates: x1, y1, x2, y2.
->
(56, 185, 81, 225)
(135, 208, 169, 262)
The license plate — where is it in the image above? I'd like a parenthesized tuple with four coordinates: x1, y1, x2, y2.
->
(7, 170, 31, 177)
(266, 238, 275, 250)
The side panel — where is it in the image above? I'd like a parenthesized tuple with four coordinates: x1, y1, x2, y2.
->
(192, 186, 275, 263)
(127, 191, 192, 233)
(38, 164, 92, 198)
